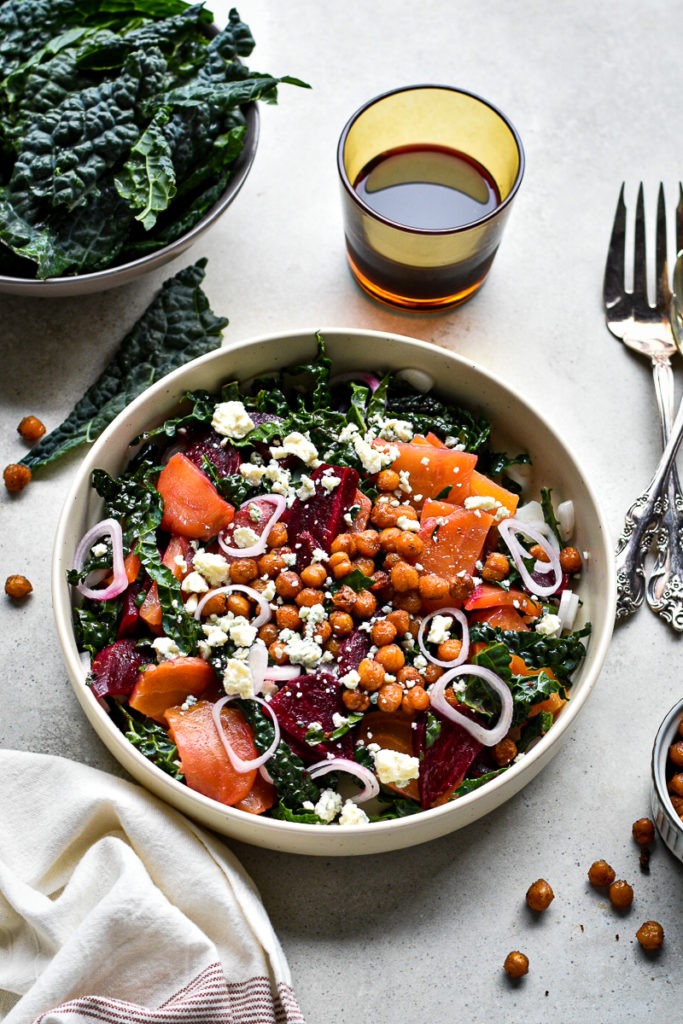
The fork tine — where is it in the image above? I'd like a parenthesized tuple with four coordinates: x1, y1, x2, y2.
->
(677, 182, 683, 258)
(655, 183, 671, 309)
(632, 183, 649, 311)
(603, 182, 627, 310)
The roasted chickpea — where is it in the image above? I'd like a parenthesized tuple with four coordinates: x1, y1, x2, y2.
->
(386, 608, 411, 636)
(668, 740, 683, 768)
(379, 527, 402, 552)
(268, 640, 288, 665)
(258, 550, 287, 577)
(295, 587, 325, 608)
(423, 662, 444, 685)
(402, 685, 430, 713)
(200, 592, 228, 616)
(330, 533, 356, 556)
(390, 561, 420, 592)
(608, 879, 634, 910)
(587, 860, 616, 887)
(342, 689, 371, 712)
(374, 644, 405, 674)
(355, 529, 381, 557)
(396, 665, 422, 686)
(330, 556, 353, 580)
(560, 546, 583, 574)
(226, 593, 251, 618)
(275, 570, 302, 599)
(481, 551, 510, 582)
(229, 558, 259, 584)
(352, 556, 376, 577)
(667, 772, 683, 797)
(276, 604, 302, 631)
(17, 415, 46, 442)
(332, 584, 357, 612)
(418, 573, 449, 601)
(300, 563, 327, 588)
(377, 682, 404, 713)
(370, 499, 400, 529)
(436, 639, 463, 662)
(449, 573, 474, 603)
(631, 817, 656, 847)
(492, 737, 517, 767)
(4, 574, 33, 600)
(3, 463, 32, 493)
(636, 921, 664, 950)
(370, 570, 392, 595)
(377, 468, 400, 492)
(358, 658, 385, 692)
(353, 590, 377, 619)
(313, 620, 332, 645)
(525, 879, 555, 912)
(395, 532, 424, 562)
(258, 622, 279, 645)
(266, 522, 288, 548)
(503, 951, 529, 979)
(329, 610, 354, 637)
(371, 618, 398, 647)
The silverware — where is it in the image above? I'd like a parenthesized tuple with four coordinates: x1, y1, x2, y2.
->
(604, 182, 683, 629)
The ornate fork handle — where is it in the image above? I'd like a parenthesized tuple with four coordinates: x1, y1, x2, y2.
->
(615, 391, 683, 621)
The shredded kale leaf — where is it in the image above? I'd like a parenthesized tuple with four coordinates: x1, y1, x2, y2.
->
(0, 2, 308, 278)
(469, 621, 591, 684)
(72, 599, 121, 655)
(238, 699, 322, 812)
(19, 260, 227, 472)
(111, 701, 184, 780)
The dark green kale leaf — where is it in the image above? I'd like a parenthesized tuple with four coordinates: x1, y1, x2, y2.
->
(380, 375, 491, 453)
(72, 598, 121, 655)
(238, 699, 321, 811)
(111, 701, 184, 779)
(20, 260, 227, 472)
(469, 621, 591, 684)
(114, 108, 177, 230)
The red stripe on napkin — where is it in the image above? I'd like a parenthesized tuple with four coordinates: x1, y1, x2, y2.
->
(31, 962, 306, 1024)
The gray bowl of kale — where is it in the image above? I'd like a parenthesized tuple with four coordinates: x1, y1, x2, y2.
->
(0, 3, 303, 296)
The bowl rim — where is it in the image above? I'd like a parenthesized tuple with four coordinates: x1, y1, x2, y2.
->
(0, 103, 259, 297)
(652, 697, 683, 828)
(52, 327, 617, 854)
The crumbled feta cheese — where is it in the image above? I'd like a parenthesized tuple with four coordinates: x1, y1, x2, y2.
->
(535, 613, 562, 637)
(281, 551, 297, 567)
(340, 669, 361, 690)
(339, 423, 359, 442)
(312, 547, 328, 563)
(353, 434, 398, 475)
(296, 475, 316, 501)
(152, 637, 181, 662)
(263, 460, 292, 497)
(426, 614, 453, 645)
(396, 515, 419, 532)
(420, 456, 430, 467)
(202, 622, 229, 648)
(248, 503, 263, 523)
(222, 658, 254, 698)
(193, 550, 230, 587)
(315, 788, 343, 823)
(211, 400, 255, 439)
(376, 418, 414, 442)
(338, 800, 370, 826)
(320, 472, 341, 493)
(232, 526, 260, 549)
(270, 431, 320, 467)
(239, 462, 267, 486)
(283, 633, 323, 669)
(260, 579, 276, 601)
(332, 712, 349, 730)
(91, 542, 108, 558)
(372, 747, 420, 788)
(181, 570, 209, 594)
(464, 495, 499, 512)
(228, 617, 258, 648)
(397, 469, 412, 494)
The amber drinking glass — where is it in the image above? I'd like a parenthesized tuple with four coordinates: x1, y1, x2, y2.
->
(337, 85, 524, 311)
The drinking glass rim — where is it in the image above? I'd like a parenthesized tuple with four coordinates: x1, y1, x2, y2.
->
(336, 83, 525, 236)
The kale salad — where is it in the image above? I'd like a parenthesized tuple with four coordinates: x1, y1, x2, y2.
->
(69, 334, 591, 826)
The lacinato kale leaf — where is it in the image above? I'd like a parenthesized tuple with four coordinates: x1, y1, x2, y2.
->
(469, 621, 591, 683)
(111, 702, 184, 780)
(19, 260, 227, 472)
(0, 2, 308, 279)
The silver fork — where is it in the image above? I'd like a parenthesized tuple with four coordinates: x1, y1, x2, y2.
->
(604, 182, 683, 630)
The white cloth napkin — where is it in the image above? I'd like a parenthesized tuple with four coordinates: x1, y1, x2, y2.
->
(0, 749, 305, 1024)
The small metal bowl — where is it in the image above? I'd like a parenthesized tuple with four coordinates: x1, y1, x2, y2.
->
(651, 696, 683, 862)
(0, 103, 259, 299)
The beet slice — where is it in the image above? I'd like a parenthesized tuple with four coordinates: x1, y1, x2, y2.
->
(285, 464, 360, 568)
(415, 711, 483, 809)
(116, 582, 143, 638)
(268, 671, 354, 761)
(337, 629, 371, 675)
(183, 429, 241, 477)
(91, 639, 146, 700)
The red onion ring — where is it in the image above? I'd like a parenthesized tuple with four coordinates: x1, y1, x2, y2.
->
(497, 518, 562, 597)
(211, 694, 280, 772)
(330, 372, 381, 392)
(429, 665, 514, 747)
(217, 494, 287, 558)
(307, 757, 380, 803)
(263, 665, 302, 681)
(417, 607, 469, 668)
(73, 518, 128, 602)
(193, 584, 272, 627)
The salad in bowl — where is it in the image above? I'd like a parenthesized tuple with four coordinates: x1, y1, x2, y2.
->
(62, 332, 602, 842)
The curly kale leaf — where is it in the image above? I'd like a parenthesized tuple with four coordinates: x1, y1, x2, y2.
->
(20, 260, 227, 472)
(111, 702, 184, 780)
(469, 621, 591, 684)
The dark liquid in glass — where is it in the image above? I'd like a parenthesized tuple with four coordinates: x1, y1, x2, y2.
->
(346, 144, 503, 309)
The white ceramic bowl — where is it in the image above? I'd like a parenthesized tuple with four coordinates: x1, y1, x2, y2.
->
(52, 329, 616, 855)
(651, 697, 683, 863)
(0, 104, 258, 298)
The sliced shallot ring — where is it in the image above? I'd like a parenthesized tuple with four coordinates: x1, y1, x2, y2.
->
(193, 584, 272, 627)
(212, 694, 280, 772)
(330, 371, 381, 392)
(263, 665, 302, 681)
(73, 518, 128, 602)
(557, 589, 579, 633)
(429, 665, 514, 747)
(248, 641, 268, 695)
(308, 757, 380, 804)
(557, 500, 575, 542)
(417, 607, 469, 668)
(498, 518, 562, 598)
(217, 494, 287, 558)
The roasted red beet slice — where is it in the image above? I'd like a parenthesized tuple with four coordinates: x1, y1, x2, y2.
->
(268, 671, 355, 761)
(183, 429, 241, 477)
(91, 639, 147, 701)
(116, 582, 143, 638)
(285, 464, 360, 567)
(337, 629, 371, 675)
(415, 711, 483, 809)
